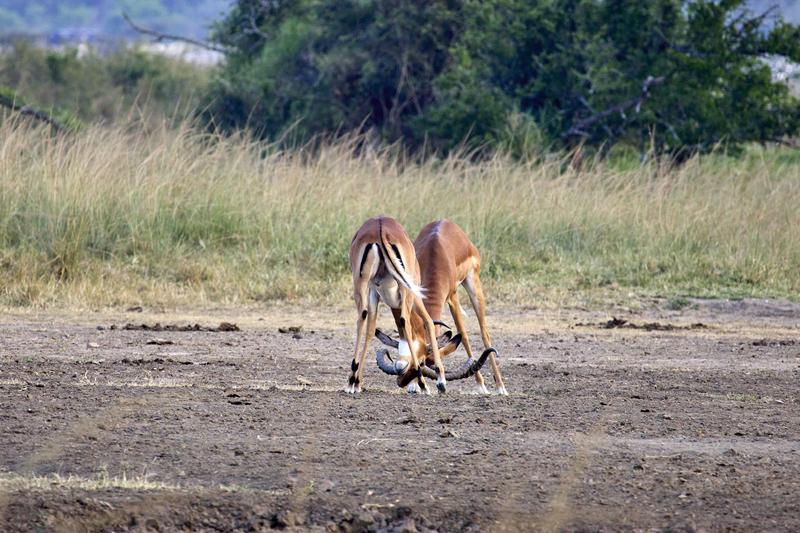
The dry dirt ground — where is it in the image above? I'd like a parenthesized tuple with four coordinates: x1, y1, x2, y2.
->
(1, 299, 799, 532)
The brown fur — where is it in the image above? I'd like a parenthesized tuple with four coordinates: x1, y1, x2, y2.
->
(347, 216, 446, 393)
(409, 219, 507, 394)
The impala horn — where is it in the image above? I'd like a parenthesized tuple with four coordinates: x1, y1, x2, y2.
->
(375, 348, 409, 375)
(419, 348, 496, 381)
(375, 328, 452, 352)
(433, 320, 451, 330)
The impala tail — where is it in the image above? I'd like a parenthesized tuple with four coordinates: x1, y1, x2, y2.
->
(378, 223, 424, 300)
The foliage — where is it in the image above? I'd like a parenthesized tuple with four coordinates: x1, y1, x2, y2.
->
(206, 0, 800, 156)
(0, 41, 212, 124)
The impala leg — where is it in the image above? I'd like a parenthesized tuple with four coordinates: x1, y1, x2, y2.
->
(356, 289, 379, 386)
(448, 294, 489, 395)
(463, 270, 508, 395)
(347, 278, 372, 393)
(414, 293, 446, 393)
(392, 302, 429, 394)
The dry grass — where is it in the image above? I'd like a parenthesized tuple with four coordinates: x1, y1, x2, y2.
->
(1, 116, 798, 309)
(0, 472, 178, 492)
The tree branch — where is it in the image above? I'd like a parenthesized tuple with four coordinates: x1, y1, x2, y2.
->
(0, 94, 67, 131)
(123, 13, 228, 54)
(564, 75, 666, 139)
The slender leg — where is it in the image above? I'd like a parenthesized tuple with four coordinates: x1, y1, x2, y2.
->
(414, 293, 446, 393)
(346, 281, 369, 393)
(448, 293, 489, 394)
(355, 289, 379, 386)
(347, 245, 379, 394)
(463, 270, 507, 395)
(393, 298, 430, 394)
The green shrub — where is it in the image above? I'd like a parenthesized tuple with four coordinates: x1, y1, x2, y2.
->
(0, 41, 212, 124)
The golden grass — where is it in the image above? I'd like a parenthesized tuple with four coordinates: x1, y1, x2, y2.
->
(0, 116, 798, 309)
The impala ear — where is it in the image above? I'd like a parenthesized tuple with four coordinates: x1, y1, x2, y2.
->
(375, 329, 399, 349)
(440, 333, 462, 357)
(425, 330, 453, 355)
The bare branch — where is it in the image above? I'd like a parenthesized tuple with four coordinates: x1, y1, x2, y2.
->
(0, 94, 67, 132)
(123, 13, 228, 54)
(242, 5, 270, 41)
(564, 76, 666, 139)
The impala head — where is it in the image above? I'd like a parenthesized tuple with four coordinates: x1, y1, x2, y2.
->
(374, 330, 459, 386)
(375, 322, 494, 389)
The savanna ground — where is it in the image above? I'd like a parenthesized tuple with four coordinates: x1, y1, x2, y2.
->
(1, 297, 798, 532)
(0, 118, 799, 530)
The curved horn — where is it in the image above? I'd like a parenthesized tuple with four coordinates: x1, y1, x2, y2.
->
(375, 329, 452, 352)
(433, 320, 451, 330)
(419, 348, 495, 381)
(376, 348, 409, 375)
(375, 328, 399, 349)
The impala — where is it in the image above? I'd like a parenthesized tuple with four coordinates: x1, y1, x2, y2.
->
(347, 216, 452, 394)
(376, 219, 508, 395)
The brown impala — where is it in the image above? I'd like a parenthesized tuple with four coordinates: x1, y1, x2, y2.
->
(347, 216, 460, 394)
(376, 219, 507, 395)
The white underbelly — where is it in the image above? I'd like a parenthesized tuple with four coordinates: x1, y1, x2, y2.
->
(373, 276, 402, 308)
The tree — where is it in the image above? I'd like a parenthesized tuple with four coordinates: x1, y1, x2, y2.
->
(205, 0, 800, 157)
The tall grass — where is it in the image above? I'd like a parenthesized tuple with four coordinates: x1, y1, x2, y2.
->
(0, 116, 798, 309)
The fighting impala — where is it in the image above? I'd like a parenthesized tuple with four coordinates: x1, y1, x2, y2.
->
(376, 219, 508, 395)
(347, 216, 489, 394)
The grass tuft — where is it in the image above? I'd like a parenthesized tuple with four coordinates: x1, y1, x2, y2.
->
(0, 117, 798, 309)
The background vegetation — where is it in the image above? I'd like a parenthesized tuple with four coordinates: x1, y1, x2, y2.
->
(206, 0, 800, 157)
(0, 118, 798, 309)
(0, 42, 211, 125)
(0, 1, 799, 309)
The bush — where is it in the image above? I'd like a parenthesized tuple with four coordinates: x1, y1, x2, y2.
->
(0, 41, 212, 124)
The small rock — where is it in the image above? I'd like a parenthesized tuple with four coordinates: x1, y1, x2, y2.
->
(440, 429, 459, 438)
(292, 333, 303, 339)
(146, 338, 174, 345)
(87, 342, 100, 349)
(297, 376, 312, 386)
(278, 326, 303, 334)
(126, 305, 144, 313)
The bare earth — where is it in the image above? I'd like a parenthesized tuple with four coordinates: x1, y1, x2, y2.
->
(1, 299, 799, 532)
